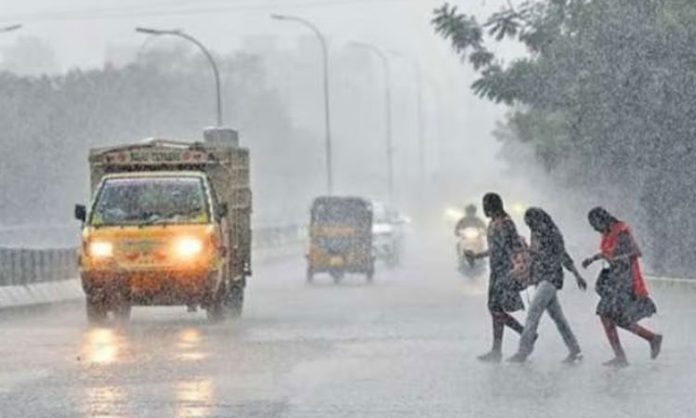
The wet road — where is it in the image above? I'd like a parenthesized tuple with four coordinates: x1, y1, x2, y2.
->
(1, 246, 695, 418)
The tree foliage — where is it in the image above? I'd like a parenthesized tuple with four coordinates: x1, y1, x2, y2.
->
(434, 0, 696, 275)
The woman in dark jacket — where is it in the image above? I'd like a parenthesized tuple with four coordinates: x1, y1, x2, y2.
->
(466, 193, 525, 362)
(507, 208, 587, 364)
(583, 207, 663, 367)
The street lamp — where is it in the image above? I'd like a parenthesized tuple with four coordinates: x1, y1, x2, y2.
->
(135, 27, 186, 63)
(271, 13, 334, 196)
(349, 41, 394, 205)
(0, 24, 22, 34)
(136, 27, 223, 126)
(135, 32, 164, 63)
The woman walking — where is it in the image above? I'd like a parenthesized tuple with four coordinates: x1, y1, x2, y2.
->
(507, 208, 587, 364)
(466, 193, 526, 362)
(583, 207, 663, 367)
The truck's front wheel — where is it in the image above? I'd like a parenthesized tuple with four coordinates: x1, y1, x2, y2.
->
(227, 283, 244, 318)
(366, 261, 375, 283)
(206, 287, 225, 322)
(86, 298, 107, 324)
(206, 304, 224, 322)
(113, 303, 131, 323)
(206, 281, 245, 322)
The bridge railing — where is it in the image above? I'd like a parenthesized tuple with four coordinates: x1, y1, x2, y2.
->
(253, 224, 307, 249)
(0, 224, 307, 287)
(0, 248, 77, 286)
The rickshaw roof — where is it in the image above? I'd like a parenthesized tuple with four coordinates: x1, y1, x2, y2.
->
(311, 196, 372, 209)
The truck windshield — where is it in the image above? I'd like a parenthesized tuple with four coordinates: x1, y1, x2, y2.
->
(90, 177, 210, 226)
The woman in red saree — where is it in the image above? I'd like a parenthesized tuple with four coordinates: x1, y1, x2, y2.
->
(583, 207, 662, 367)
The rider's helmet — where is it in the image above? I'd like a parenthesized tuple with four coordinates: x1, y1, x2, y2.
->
(465, 204, 477, 216)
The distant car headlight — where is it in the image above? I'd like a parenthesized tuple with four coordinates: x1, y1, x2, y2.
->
(372, 223, 393, 236)
(89, 241, 113, 258)
(175, 237, 204, 258)
(511, 202, 527, 216)
(444, 207, 465, 222)
(462, 228, 481, 240)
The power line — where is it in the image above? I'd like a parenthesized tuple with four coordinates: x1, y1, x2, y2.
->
(0, 0, 422, 24)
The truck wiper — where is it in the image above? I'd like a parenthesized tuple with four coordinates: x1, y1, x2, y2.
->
(138, 214, 170, 227)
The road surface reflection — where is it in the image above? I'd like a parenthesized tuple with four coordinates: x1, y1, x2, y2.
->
(176, 379, 215, 418)
(83, 327, 121, 365)
(176, 328, 207, 362)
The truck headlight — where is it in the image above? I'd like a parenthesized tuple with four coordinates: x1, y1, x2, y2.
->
(89, 241, 114, 258)
(175, 238, 204, 258)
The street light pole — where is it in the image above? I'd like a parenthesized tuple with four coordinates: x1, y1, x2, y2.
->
(271, 14, 333, 196)
(414, 65, 425, 190)
(136, 27, 223, 126)
(0, 24, 22, 34)
(350, 42, 394, 205)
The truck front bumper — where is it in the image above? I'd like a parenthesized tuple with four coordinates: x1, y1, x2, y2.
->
(81, 269, 220, 306)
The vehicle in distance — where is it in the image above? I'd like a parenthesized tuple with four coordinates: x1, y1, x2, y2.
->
(306, 196, 374, 283)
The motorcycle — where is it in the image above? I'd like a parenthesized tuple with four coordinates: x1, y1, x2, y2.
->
(456, 227, 487, 278)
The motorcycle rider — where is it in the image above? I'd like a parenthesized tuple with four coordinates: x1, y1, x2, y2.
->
(455, 204, 487, 234)
(455, 204, 487, 268)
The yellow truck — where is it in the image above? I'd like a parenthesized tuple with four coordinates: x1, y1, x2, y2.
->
(74, 129, 251, 323)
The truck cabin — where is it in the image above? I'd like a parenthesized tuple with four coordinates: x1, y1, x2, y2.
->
(77, 140, 230, 225)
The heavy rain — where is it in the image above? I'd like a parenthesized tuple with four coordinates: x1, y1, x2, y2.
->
(0, 0, 694, 417)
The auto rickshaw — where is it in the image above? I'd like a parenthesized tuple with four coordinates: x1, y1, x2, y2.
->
(306, 196, 375, 283)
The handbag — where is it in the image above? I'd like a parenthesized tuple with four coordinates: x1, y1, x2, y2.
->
(505, 237, 532, 292)
(595, 268, 614, 298)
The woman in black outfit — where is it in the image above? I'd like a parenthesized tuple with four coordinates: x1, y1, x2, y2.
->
(507, 208, 587, 364)
(466, 193, 525, 362)
(583, 207, 663, 367)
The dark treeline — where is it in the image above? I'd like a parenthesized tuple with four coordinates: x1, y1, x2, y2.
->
(0, 47, 323, 230)
(434, 0, 696, 277)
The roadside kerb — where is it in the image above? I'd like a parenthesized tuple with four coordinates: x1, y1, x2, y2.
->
(647, 276, 696, 291)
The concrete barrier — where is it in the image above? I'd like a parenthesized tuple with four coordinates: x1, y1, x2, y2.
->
(0, 279, 82, 309)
